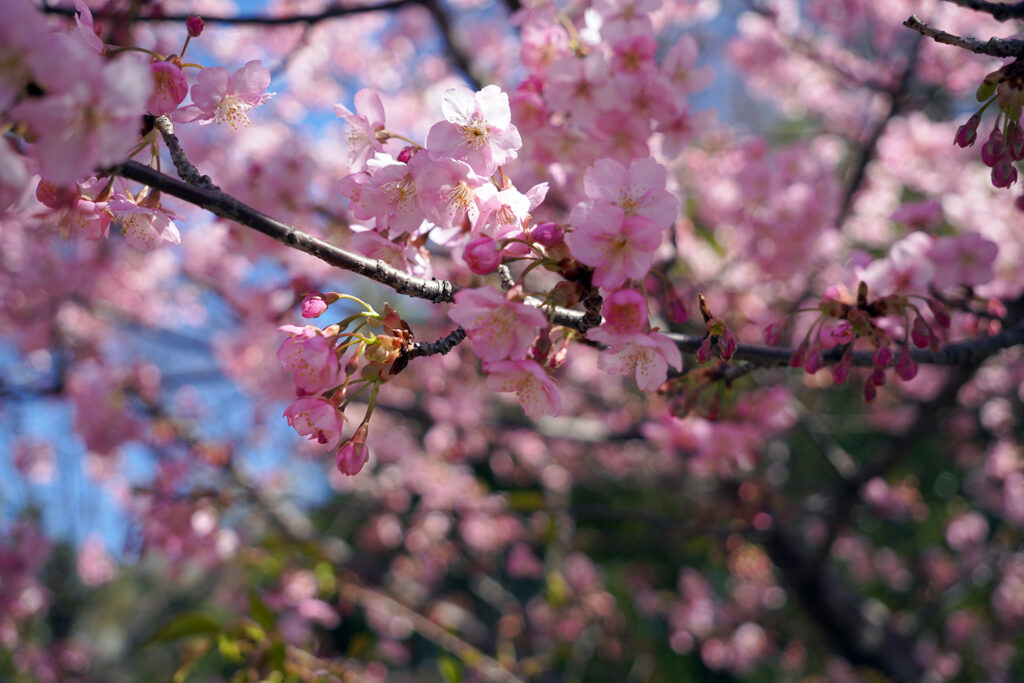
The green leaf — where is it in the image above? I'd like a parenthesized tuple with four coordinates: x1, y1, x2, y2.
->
(268, 639, 286, 672)
(144, 612, 221, 646)
(249, 588, 276, 632)
(438, 655, 463, 683)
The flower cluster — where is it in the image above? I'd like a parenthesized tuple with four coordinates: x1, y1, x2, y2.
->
(2, 4, 273, 250)
(448, 286, 559, 418)
(278, 296, 414, 475)
(769, 281, 951, 402)
(954, 59, 1024, 204)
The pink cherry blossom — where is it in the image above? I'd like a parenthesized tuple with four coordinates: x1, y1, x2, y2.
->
(72, 0, 104, 55)
(577, 157, 680, 228)
(448, 287, 547, 362)
(426, 85, 522, 177)
(283, 397, 344, 445)
(76, 536, 116, 587)
(10, 55, 151, 185)
(339, 153, 425, 236)
(412, 155, 485, 235)
(595, 331, 682, 391)
(546, 54, 609, 128)
(566, 203, 664, 290)
(929, 231, 998, 289)
(334, 89, 388, 170)
(174, 60, 274, 129)
(108, 193, 181, 251)
(588, 288, 649, 342)
(147, 61, 189, 117)
(277, 325, 340, 395)
(473, 183, 531, 238)
(483, 359, 561, 418)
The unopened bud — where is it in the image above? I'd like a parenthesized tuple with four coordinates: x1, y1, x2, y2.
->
(530, 221, 564, 247)
(186, 16, 204, 37)
(895, 348, 918, 381)
(463, 236, 502, 275)
(954, 114, 981, 148)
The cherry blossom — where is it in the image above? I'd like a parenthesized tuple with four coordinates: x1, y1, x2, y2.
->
(283, 397, 345, 445)
(335, 89, 388, 170)
(425, 85, 522, 176)
(174, 60, 274, 129)
(108, 192, 182, 251)
(277, 325, 341, 396)
(448, 287, 547, 362)
(483, 359, 561, 418)
(10, 55, 151, 185)
(147, 61, 189, 117)
(566, 203, 664, 290)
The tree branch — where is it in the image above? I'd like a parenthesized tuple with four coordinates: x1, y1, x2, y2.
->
(904, 15, 1024, 57)
(940, 0, 1024, 21)
(110, 159, 457, 304)
(111, 119, 1024, 369)
(42, 0, 416, 25)
(766, 525, 924, 682)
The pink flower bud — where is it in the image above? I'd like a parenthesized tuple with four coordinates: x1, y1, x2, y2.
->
(397, 146, 416, 163)
(336, 423, 369, 476)
(1008, 121, 1024, 161)
(301, 293, 329, 318)
(911, 316, 930, 348)
(531, 221, 564, 247)
(873, 345, 892, 369)
(667, 296, 689, 324)
(992, 160, 1018, 188)
(981, 128, 1006, 167)
(696, 336, 712, 364)
(870, 368, 887, 386)
(719, 327, 736, 360)
(790, 339, 809, 368)
(464, 236, 502, 275)
(763, 321, 783, 346)
(803, 351, 823, 374)
(954, 114, 981, 148)
(863, 377, 877, 403)
(831, 321, 854, 345)
(926, 299, 951, 327)
(831, 349, 852, 384)
(186, 15, 204, 37)
(895, 348, 918, 381)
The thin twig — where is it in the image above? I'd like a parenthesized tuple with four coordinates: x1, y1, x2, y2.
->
(904, 15, 1024, 57)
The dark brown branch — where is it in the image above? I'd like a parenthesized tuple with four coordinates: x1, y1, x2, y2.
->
(766, 525, 925, 682)
(151, 115, 216, 190)
(418, 0, 485, 91)
(663, 321, 1024, 367)
(836, 31, 922, 226)
(941, 0, 1024, 21)
(904, 15, 1024, 57)
(808, 362, 979, 574)
(391, 326, 466, 374)
(42, 0, 415, 25)
(110, 159, 457, 304)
